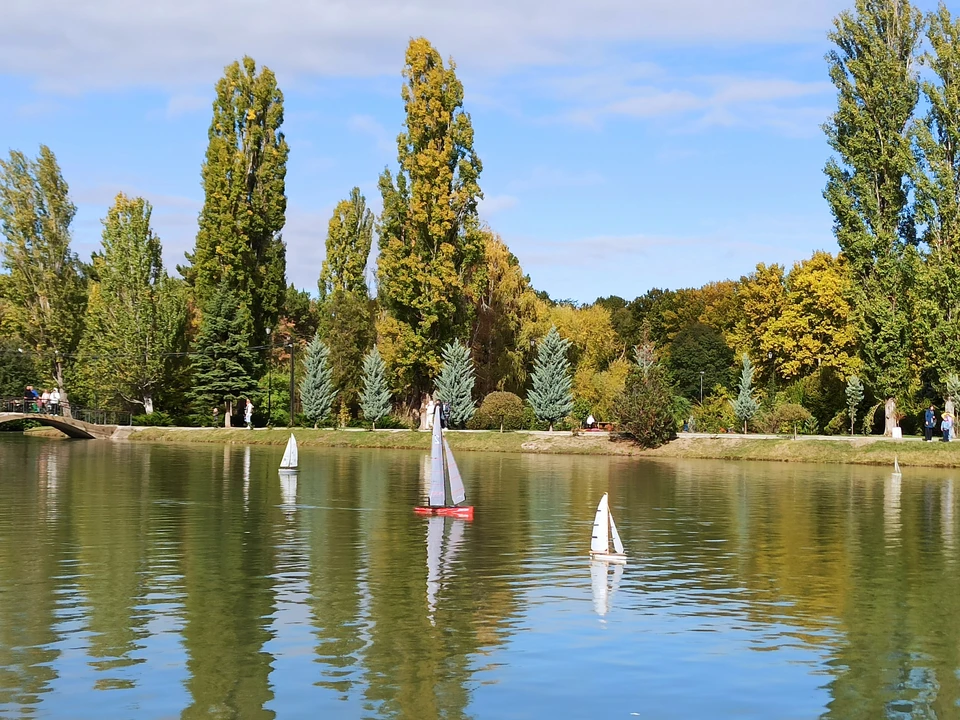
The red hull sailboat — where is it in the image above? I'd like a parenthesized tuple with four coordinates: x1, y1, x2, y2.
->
(414, 405, 474, 519)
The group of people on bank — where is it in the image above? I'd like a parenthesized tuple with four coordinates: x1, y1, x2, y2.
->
(925, 403, 955, 442)
(21, 386, 61, 415)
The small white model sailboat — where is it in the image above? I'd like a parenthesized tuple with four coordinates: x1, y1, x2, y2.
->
(590, 493, 627, 561)
(414, 405, 473, 519)
(279, 433, 298, 471)
(893, 456, 902, 475)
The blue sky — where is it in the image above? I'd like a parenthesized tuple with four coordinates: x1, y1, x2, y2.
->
(0, 0, 938, 303)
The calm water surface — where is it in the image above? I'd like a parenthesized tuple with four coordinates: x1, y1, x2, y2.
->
(0, 434, 958, 718)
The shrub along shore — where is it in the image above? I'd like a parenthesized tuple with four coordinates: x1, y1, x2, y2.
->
(26, 426, 954, 468)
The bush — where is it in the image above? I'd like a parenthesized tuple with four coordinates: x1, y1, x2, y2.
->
(132, 411, 175, 427)
(467, 392, 526, 431)
(614, 365, 677, 448)
(692, 389, 737, 433)
(348, 414, 412, 430)
(755, 403, 814, 434)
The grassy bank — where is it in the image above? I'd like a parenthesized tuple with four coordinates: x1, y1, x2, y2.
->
(124, 427, 642, 456)
(29, 425, 960, 467)
(643, 435, 960, 468)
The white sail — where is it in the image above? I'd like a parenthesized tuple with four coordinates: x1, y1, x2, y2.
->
(279, 434, 298, 469)
(591, 494, 610, 554)
(894, 456, 901, 475)
(443, 438, 466, 506)
(429, 407, 445, 506)
(610, 511, 625, 555)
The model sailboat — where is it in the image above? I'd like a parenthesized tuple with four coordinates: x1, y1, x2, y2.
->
(414, 405, 474, 519)
(279, 434, 298, 471)
(590, 493, 626, 561)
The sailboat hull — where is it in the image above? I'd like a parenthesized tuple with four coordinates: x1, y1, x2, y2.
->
(414, 505, 474, 520)
(590, 551, 627, 563)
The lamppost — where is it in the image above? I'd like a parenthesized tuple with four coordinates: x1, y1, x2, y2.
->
(266, 327, 272, 426)
(699, 371, 705, 404)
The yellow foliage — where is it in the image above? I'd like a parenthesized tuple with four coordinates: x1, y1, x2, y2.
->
(573, 359, 630, 422)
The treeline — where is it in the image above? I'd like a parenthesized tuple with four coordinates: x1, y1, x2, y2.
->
(5, 0, 960, 439)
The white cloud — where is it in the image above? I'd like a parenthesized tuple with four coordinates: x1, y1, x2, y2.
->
(348, 114, 395, 154)
(479, 194, 520, 216)
(1, 0, 848, 91)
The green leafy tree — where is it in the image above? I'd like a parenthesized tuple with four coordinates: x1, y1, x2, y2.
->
(434, 340, 476, 427)
(914, 5, 960, 382)
(731, 354, 759, 433)
(0, 145, 86, 414)
(182, 56, 288, 346)
(360, 345, 391, 429)
(189, 282, 257, 426)
(377, 37, 484, 404)
(76, 195, 187, 414)
(318, 187, 373, 299)
(667, 322, 733, 401)
(299, 335, 336, 427)
(318, 289, 373, 415)
(527, 326, 573, 431)
(846, 375, 865, 435)
(614, 362, 677, 449)
(823, 0, 922, 402)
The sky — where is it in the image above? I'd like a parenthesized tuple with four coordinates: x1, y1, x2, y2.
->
(0, 0, 939, 303)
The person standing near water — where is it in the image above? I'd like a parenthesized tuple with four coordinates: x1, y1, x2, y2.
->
(943, 412, 953, 442)
(925, 405, 937, 442)
(244, 398, 254, 429)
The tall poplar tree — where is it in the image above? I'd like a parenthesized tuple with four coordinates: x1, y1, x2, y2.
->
(318, 187, 373, 299)
(317, 188, 375, 414)
(183, 56, 288, 346)
(823, 0, 922, 402)
(377, 37, 484, 404)
(0, 145, 86, 414)
(77, 194, 187, 414)
(914, 4, 960, 379)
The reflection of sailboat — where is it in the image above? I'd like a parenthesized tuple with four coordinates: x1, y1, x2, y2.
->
(590, 493, 627, 561)
(414, 406, 473, 519)
(279, 472, 298, 509)
(279, 434, 299, 470)
(590, 559, 624, 617)
(425, 516, 466, 626)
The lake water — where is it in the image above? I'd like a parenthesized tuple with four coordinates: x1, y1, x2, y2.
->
(1, 435, 958, 719)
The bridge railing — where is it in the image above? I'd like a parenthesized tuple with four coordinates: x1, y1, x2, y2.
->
(1, 397, 131, 426)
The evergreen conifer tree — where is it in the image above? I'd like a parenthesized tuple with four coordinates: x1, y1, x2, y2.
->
(300, 334, 336, 427)
(434, 340, 476, 427)
(189, 282, 257, 426)
(360, 346, 391, 430)
(731, 354, 759, 433)
(527, 326, 573, 431)
(846, 375, 865, 435)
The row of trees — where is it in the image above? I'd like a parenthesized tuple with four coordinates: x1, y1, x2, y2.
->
(7, 0, 960, 441)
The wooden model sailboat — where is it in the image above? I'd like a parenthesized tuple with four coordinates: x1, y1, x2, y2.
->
(414, 406, 474, 519)
(590, 493, 626, 561)
(279, 434, 298, 471)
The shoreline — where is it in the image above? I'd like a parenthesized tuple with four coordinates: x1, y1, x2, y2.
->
(16, 425, 960, 467)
